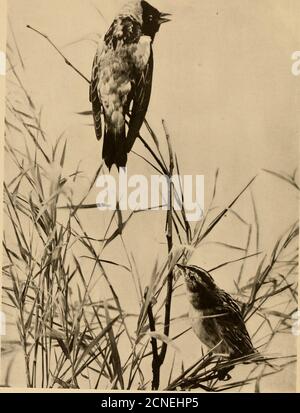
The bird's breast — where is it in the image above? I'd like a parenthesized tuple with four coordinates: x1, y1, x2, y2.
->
(189, 305, 212, 346)
(130, 36, 152, 70)
(189, 304, 226, 352)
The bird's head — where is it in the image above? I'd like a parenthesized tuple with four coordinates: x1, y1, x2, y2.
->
(141, 1, 171, 38)
(176, 264, 216, 294)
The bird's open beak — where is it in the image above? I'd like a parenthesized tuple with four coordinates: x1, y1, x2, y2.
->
(159, 12, 172, 24)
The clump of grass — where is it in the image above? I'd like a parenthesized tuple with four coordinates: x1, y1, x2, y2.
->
(1, 19, 298, 391)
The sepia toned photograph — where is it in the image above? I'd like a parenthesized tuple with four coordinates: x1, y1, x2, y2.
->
(1, 0, 299, 393)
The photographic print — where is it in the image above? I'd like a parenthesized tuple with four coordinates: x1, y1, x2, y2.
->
(0, 0, 299, 392)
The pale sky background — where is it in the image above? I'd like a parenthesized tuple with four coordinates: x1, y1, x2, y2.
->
(2, 0, 300, 391)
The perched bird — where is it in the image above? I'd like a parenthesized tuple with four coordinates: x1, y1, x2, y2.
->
(177, 264, 256, 379)
(90, 0, 171, 170)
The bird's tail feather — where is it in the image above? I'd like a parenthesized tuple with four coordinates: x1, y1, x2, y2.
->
(102, 125, 127, 170)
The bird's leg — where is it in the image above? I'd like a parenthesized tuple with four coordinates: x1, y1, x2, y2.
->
(214, 354, 233, 381)
(217, 369, 232, 381)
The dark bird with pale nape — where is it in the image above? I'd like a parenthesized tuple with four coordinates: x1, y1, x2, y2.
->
(90, 0, 171, 170)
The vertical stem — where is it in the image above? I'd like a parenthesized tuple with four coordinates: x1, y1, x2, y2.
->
(146, 290, 160, 390)
(159, 120, 174, 363)
(19, 308, 31, 387)
(149, 120, 175, 390)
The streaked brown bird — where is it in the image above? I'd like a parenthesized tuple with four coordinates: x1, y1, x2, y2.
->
(90, 0, 171, 170)
(177, 264, 256, 379)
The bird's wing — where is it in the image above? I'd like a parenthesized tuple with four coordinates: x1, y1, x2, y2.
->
(126, 47, 154, 153)
(216, 291, 255, 357)
(90, 45, 103, 141)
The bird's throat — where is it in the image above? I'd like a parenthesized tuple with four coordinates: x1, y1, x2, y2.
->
(187, 290, 214, 311)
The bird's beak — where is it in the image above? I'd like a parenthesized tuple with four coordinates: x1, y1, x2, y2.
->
(176, 264, 192, 282)
(158, 12, 172, 24)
